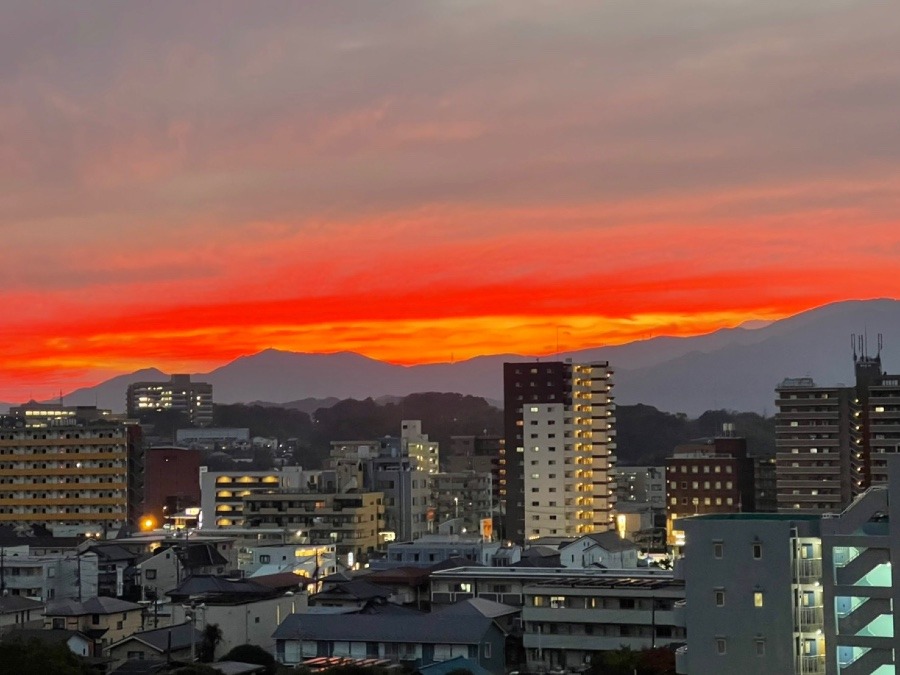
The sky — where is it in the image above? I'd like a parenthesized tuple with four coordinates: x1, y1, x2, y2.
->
(3, 1, 900, 402)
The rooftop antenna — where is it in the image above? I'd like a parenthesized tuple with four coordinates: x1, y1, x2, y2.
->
(851, 334, 858, 362)
(878, 333, 883, 358)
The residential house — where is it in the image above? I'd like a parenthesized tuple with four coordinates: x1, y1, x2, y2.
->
(44, 596, 144, 650)
(0, 596, 45, 633)
(106, 622, 202, 668)
(273, 610, 507, 673)
(558, 531, 639, 569)
(164, 574, 308, 656)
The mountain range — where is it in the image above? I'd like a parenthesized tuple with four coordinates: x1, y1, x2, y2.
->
(16, 298, 900, 417)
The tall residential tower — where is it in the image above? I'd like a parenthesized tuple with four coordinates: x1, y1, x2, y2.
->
(503, 360, 616, 542)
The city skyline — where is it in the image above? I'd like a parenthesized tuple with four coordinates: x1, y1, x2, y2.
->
(5, 2, 900, 402)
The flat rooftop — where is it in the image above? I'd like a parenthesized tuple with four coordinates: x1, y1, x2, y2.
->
(684, 513, 821, 522)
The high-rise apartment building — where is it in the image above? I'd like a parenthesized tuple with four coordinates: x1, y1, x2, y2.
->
(0, 411, 143, 537)
(775, 378, 860, 514)
(126, 374, 213, 427)
(503, 361, 616, 543)
(776, 339, 900, 514)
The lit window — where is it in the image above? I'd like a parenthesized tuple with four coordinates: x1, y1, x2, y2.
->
(754, 592, 764, 607)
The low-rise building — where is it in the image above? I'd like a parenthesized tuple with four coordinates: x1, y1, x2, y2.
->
(0, 545, 99, 601)
(384, 535, 502, 568)
(164, 575, 308, 656)
(241, 543, 337, 579)
(0, 596, 45, 633)
(522, 574, 685, 670)
(136, 541, 231, 600)
(558, 532, 639, 569)
(199, 467, 307, 528)
(616, 466, 666, 509)
(105, 622, 202, 667)
(243, 491, 384, 565)
(430, 471, 493, 535)
(273, 610, 506, 672)
(44, 596, 144, 650)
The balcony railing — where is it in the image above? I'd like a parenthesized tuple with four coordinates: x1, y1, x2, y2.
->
(796, 654, 825, 674)
(798, 606, 824, 629)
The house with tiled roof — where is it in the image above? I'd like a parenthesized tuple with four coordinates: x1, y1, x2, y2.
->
(44, 596, 144, 649)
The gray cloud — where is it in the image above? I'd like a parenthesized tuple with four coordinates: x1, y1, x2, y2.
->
(2, 0, 899, 290)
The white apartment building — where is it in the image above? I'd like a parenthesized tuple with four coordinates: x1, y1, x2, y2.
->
(199, 466, 307, 528)
(402, 421, 440, 474)
(522, 362, 616, 539)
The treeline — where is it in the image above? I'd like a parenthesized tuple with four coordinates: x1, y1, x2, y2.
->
(200, 395, 774, 469)
(214, 392, 503, 468)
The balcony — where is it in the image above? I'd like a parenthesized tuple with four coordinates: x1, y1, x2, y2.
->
(796, 557, 823, 583)
(798, 606, 824, 630)
(797, 654, 826, 674)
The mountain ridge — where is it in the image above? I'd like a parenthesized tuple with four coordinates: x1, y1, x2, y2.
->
(11, 298, 900, 416)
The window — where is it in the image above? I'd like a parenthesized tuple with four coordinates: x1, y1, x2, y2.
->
(92, 614, 100, 625)
(714, 543, 724, 559)
(550, 596, 566, 608)
(260, 554, 271, 564)
(755, 639, 766, 656)
(484, 643, 492, 659)
(145, 569, 157, 580)
(716, 638, 727, 655)
(127, 651, 144, 660)
(754, 592, 764, 607)
(715, 591, 725, 607)
(753, 543, 762, 559)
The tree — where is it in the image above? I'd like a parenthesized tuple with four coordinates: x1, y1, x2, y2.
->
(198, 623, 223, 662)
(0, 636, 93, 674)
(220, 644, 277, 674)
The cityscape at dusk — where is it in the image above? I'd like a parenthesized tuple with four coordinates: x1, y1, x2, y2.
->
(3, 3, 900, 674)
(4, 1, 900, 402)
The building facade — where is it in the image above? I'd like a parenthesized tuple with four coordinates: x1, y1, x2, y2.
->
(523, 574, 684, 670)
(616, 465, 666, 509)
(504, 361, 616, 543)
(242, 490, 384, 564)
(775, 379, 859, 514)
(666, 432, 755, 547)
(820, 455, 900, 675)
(676, 513, 824, 675)
(143, 446, 201, 523)
(447, 435, 506, 513)
(126, 374, 213, 427)
(402, 421, 440, 474)
(0, 415, 143, 537)
(199, 466, 306, 528)
(430, 471, 493, 535)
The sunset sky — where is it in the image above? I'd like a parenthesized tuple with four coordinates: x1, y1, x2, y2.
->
(3, 1, 900, 402)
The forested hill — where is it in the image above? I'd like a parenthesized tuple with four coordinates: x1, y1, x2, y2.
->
(194, 393, 776, 468)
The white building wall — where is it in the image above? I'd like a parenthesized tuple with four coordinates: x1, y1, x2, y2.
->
(523, 404, 570, 538)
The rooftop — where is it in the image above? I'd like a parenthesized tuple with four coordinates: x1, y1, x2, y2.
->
(685, 513, 821, 522)
(46, 596, 143, 616)
(273, 612, 495, 644)
(109, 622, 202, 653)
